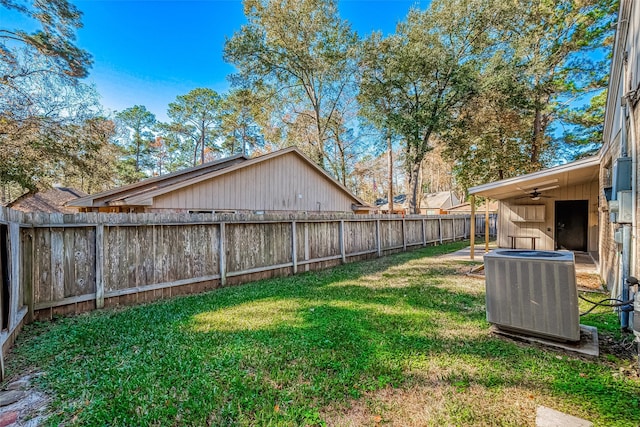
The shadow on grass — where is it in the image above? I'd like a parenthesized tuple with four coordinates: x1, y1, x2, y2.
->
(7, 240, 639, 426)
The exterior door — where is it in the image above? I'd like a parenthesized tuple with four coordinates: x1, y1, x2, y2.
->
(555, 200, 588, 251)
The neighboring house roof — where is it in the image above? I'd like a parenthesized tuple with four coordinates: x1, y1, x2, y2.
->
(375, 194, 406, 207)
(8, 187, 88, 213)
(468, 156, 600, 200)
(68, 147, 371, 210)
(69, 153, 248, 208)
(376, 192, 457, 212)
(423, 191, 459, 209)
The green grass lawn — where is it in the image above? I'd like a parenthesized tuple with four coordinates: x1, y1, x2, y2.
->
(6, 241, 640, 426)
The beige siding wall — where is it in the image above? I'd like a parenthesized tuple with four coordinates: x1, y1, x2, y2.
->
(153, 152, 356, 212)
(599, 0, 640, 287)
(497, 180, 599, 252)
(599, 135, 621, 288)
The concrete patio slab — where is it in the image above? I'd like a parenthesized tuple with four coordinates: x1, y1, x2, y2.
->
(491, 325, 599, 357)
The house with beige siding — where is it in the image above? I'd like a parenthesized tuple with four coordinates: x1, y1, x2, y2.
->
(68, 147, 373, 214)
(469, 0, 640, 330)
(376, 191, 460, 215)
(596, 0, 640, 327)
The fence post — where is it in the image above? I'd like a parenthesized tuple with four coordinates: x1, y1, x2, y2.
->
(23, 229, 34, 323)
(9, 222, 20, 330)
(402, 218, 406, 251)
(438, 217, 443, 244)
(422, 218, 426, 247)
(219, 222, 226, 286)
(339, 220, 346, 263)
(304, 222, 310, 272)
(95, 224, 105, 309)
(291, 221, 297, 274)
(376, 219, 381, 257)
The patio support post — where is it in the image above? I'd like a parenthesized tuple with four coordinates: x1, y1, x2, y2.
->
(470, 195, 476, 260)
(485, 199, 490, 253)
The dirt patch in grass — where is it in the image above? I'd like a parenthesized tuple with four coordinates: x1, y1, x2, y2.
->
(576, 272, 604, 291)
(322, 379, 543, 427)
(599, 333, 638, 371)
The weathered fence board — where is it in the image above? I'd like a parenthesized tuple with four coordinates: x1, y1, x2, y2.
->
(227, 222, 291, 273)
(344, 220, 377, 255)
(405, 220, 423, 246)
(380, 220, 403, 250)
(305, 221, 340, 260)
(33, 229, 52, 305)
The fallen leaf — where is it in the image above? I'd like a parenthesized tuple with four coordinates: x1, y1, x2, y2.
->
(274, 404, 280, 413)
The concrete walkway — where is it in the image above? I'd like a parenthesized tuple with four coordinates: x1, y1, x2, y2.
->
(440, 245, 599, 273)
(437, 243, 498, 261)
(536, 406, 593, 427)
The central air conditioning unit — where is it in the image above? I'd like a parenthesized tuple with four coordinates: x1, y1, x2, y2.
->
(484, 249, 579, 342)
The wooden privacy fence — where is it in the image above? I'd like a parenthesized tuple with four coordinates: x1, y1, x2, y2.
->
(0, 208, 497, 374)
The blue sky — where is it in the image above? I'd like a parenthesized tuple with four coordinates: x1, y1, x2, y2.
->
(59, 0, 425, 122)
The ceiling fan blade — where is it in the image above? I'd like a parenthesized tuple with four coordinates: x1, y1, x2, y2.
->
(520, 179, 559, 190)
(536, 185, 559, 192)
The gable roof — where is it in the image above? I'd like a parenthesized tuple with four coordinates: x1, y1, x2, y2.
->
(69, 153, 248, 207)
(9, 187, 87, 213)
(468, 156, 600, 200)
(376, 192, 458, 211)
(423, 191, 459, 209)
(68, 147, 370, 209)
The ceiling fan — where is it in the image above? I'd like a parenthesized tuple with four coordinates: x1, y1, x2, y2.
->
(515, 185, 558, 201)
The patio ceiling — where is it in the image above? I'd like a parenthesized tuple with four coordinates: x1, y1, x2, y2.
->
(468, 156, 600, 200)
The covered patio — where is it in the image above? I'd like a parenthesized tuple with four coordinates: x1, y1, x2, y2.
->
(467, 156, 600, 261)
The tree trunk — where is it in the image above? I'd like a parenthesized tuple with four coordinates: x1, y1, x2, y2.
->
(200, 121, 206, 164)
(530, 105, 542, 167)
(387, 133, 394, 214)
(242, 125, 247, 156)
(135, 136, 141, 172)
(193, 143, 199, 167)
(409, 162, 421, 215)
(339, 146, 347, 186)
(314, 133, 325, 168)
